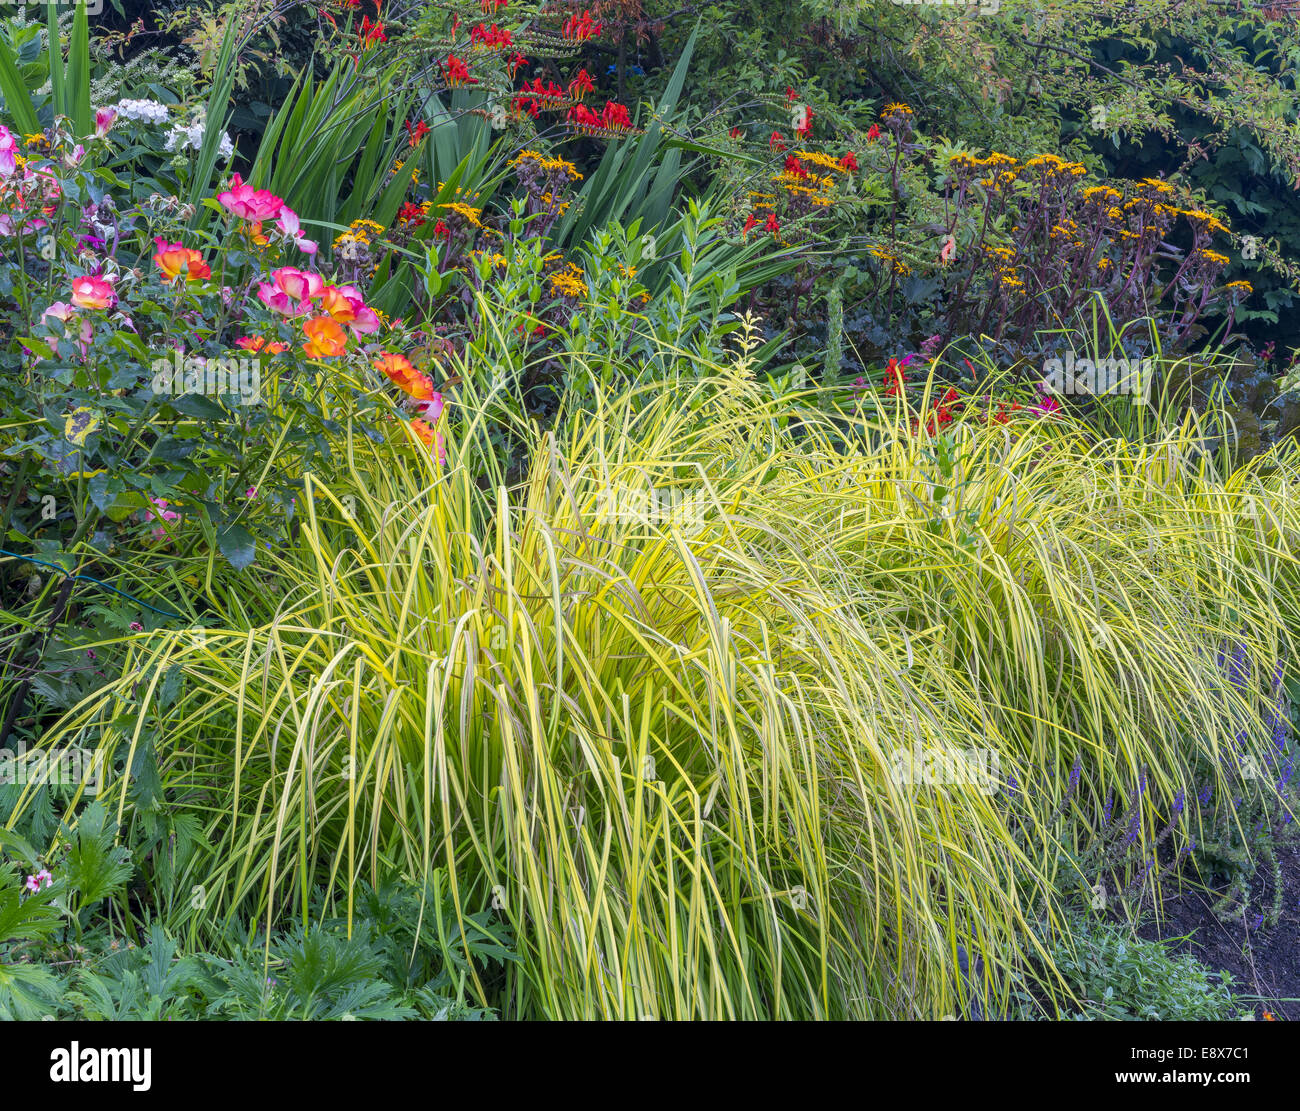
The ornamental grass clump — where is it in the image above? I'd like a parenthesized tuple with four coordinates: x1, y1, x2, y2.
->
(20, 341, 1300, 1020)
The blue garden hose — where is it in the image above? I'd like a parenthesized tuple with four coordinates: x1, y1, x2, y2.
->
(0, 548, 184, 620)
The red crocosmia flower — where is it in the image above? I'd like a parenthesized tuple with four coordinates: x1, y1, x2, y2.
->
(839, 151, 859, 172)
(302, 316, 349, 358)
(405, 119, 430, 147)
(784, 154, 807, 179)
(217, 172, 284, 222)
(795, 108, 813, 137)
(769, 131, 786, 151)
(561, 9, 602, 40)
(568, 103, 601, 129)
(883, 359, 907, 398)
(432, 219, 451, 239)
(152, 237, 211, 283)
(236, 336, 288, 354)
(600, 101, 632, 130)
(507, 52, 528, 78)
(444, 54, 478, 86)
(729, 126, 743, 139)
(397, 201, 427, 226)
(764, 213, 779, 234)
(480, 0, 507, 11)
(358, 15, 387, 47)
(866, 124, 881, 142)
(786, 87, 799, 103)
(70, 274, 115, 310)
(568, 68, 595, 99)
(743, 214, 759, 237)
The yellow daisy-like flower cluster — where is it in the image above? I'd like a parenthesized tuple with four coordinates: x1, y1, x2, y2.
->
(1225, 279, 1253, 294)
(882, 102, 913, 117)
(391, 158, 421, 185)
(868, 246, 910, 275)
(549, 261, 588, 298)
(795, 150, 848, 175)
(473, 250, 509, 269)
(773, 172, 835, 205)
(509, 150, 584, 181)
(440, 202, 485, 229)
(539, 191, 571, 214)
(1023, 153, 1087, 177)
(351, 219, 385, 242)
(1139, 178, 1175, 195)
(333, 219, 386, 252)
(1197, 248, 1230, 267)
(951, 151, 1018, 186)
(1083, 185, 1122, 203)
(437, 182, 482, 203)
(1182, 208, 1229, 235)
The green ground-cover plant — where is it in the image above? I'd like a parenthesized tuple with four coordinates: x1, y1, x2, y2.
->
(0, 812, 505, 1019)
(1039, 916, 1248, 1021)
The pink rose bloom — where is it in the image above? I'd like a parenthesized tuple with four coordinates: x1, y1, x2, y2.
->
(413, 394, 445, 422)
(0, 126, 16, 177)
(70, 275, 115, 310)
(273, 266, 323, 302)
(217, 172, 284, 222)
(255, 282, 301, 316)
(146, 496, 181, 541)
(43, 301, 77, 325)
(275, 206, 317, 255)
(257, 267, 322, 315)
(349, 305, 381, 336)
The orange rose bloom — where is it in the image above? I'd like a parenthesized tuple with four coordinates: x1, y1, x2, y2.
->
(410, 418, 435, 446)
(236, 336, 288, 354)
(152, 238, 211, 283)
(301, 315, 348, 358)
(319, 285, 357, 323)
(373, 351, 434, 399)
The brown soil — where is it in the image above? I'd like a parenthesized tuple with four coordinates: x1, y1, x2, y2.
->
(1136, 842, 1300, 1020)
